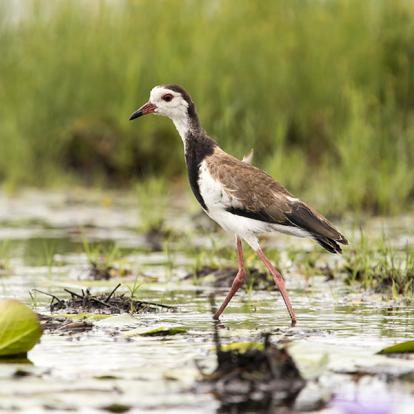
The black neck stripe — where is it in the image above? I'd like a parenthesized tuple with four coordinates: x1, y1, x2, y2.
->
(184, 133, 216, 211)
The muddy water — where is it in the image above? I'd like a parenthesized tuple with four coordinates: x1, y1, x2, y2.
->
(0, 190, 413, 413)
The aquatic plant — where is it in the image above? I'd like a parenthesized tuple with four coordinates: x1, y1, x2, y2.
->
(126, 276, 143, 299)
(0, 299, 42, 358)
(343, 235, 414, 298)
(81, 238, 131, 280)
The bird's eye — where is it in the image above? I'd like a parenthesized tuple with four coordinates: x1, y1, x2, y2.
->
(162, 93, 173, 102)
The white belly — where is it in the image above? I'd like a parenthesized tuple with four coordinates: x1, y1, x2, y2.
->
(197, 161, 308, 249)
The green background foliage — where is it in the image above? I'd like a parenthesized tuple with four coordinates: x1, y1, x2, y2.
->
(0, 0, 413, 215)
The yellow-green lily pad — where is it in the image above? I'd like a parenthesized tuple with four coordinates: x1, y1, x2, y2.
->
(378, 341, 414, 354)
(216, 342, 264, 353)
(124, 325, 188, 337)
(0, 299, 42, 358)
(51, 313, 110, 321)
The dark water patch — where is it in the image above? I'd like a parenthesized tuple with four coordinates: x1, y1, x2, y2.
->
(144, 224, 176, 252)
(186, 265, 273, 290)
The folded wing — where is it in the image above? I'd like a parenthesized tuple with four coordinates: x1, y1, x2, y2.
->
(206, 148, 348, 253)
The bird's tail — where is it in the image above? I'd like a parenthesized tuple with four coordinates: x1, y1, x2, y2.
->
(286, 201, 348, 254)
(314, 235, 344, 254)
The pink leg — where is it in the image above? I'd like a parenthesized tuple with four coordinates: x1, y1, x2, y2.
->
(213, 236, 245, 320)
(256, 247, 297, 325)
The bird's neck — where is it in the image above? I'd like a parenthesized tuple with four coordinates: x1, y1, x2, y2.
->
(179, 115, 217, 211)
(171, 105, 202, 149)
(172, 116, 193, 145)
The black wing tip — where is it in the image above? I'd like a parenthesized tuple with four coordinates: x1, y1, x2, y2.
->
(339, 235, 349, 245)
(314, 236, 344, 254)
(288, 202, 348, 246)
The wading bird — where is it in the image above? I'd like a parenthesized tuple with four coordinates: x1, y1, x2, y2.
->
(129, 85, 347, 324)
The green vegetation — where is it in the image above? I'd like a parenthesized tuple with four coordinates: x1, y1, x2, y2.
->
(342, 235, 414, 298)
(0, 0, 413, 216)
(378, 340, 414, 354)
(127, 276, 143, 299)
(82, 238, 132, 279)
(82, 239, 121, 268)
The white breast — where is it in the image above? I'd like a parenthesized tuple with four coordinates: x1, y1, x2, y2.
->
(197, 161, 268, 249)
(198, 161, 230, 209)
(197, 160, 310, 250)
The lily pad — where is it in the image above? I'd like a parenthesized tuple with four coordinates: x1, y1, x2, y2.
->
(217, 341, 264, 353)
(378, 341, 414, 354)
(51, 313, 111, 321)
(124, 325, 188, 337)
(0, 299, 42, 358)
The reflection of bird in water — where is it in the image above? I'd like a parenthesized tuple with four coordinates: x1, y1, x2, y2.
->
(130, 84, 348, 324)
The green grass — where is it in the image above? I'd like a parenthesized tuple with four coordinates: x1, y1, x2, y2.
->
(82, 238, 121, 268)
(342, 234, 414, 298)
(81, 238, 131, 279)
(0, 0, 413, 215)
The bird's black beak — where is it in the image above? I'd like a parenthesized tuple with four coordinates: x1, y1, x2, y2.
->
(129, 102, 157, 120)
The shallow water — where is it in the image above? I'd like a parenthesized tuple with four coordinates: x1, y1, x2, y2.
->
(0, 190, 413, 413)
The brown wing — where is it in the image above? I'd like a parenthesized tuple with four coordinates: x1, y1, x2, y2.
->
(206, 147, 348, 253)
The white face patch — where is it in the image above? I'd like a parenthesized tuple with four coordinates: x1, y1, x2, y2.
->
(149, 86, 189, 120)
(148, 86, 192, 143)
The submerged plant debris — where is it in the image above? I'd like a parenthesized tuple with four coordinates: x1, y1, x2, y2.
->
(198, 321, 306, 412)
(38, 314, 94, 334)
(34, 285, 175, 315)
(88, 261, 131, 281)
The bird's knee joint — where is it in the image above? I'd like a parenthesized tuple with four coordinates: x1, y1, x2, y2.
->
(232, 272, 245, 288)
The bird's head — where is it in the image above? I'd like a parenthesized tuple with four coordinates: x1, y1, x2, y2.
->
(129, 84, 195, 123)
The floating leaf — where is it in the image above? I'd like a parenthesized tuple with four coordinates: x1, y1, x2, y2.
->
(217, 342, 264, 353)
(0, 299, 42, 358)
(378, 341, 414, 354)
(51, 313, 110, 321)
(101, 403, 131, 413)
(124, 325, 188, 337)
